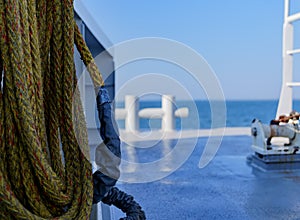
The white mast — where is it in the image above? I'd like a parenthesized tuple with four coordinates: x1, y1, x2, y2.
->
(276, 0, 300, 118)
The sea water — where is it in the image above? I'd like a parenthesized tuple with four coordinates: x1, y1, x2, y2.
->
(116, 100, 300, 130)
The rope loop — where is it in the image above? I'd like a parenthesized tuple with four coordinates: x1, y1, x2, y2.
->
(0, 1, 104, 219)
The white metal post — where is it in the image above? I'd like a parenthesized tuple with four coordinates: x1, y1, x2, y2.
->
(284, 0, 289, 20)
(162, 95, 175, 131)
(125, 95, 139, 132)
(276, 0, 300, 117)
(276, 21, 294, 118)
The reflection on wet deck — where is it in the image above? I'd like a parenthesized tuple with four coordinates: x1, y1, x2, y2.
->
(119, 138, 197, 183)
(112, 135, 300, 220)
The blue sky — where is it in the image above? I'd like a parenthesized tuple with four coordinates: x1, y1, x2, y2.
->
(81, 0, 299, 100)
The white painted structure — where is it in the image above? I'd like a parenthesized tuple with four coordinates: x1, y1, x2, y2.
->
(115, 96, 140, 132)
(74, 1, 113, 220)
(115, 95, 189, 132)
(250, 0, 300, 163)
(276, 0, 300, 118)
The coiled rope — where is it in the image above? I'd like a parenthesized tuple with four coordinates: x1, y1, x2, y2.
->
(0, 0, 105, 219)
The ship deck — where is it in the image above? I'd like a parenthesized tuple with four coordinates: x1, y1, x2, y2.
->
(110, 129, 300, 219)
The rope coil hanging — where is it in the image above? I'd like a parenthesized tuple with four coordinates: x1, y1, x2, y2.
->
(0, 0, 104, 219)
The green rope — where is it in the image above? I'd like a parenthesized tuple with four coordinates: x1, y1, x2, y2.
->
(0, 0, 105, 219)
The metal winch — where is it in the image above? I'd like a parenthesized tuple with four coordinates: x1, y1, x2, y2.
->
(249, 117, 300, 170)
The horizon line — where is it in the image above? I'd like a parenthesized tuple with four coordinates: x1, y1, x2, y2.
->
(114, 98, 290, 102)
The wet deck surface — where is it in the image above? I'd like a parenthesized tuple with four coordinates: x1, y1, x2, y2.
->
(110, 135, 300, 220)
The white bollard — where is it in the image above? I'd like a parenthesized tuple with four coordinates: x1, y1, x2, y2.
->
(115, 95, 189, 132)
(162, 95, 175, 131)
(174, 107, 189, 118)
(125, 96, 139, 132)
